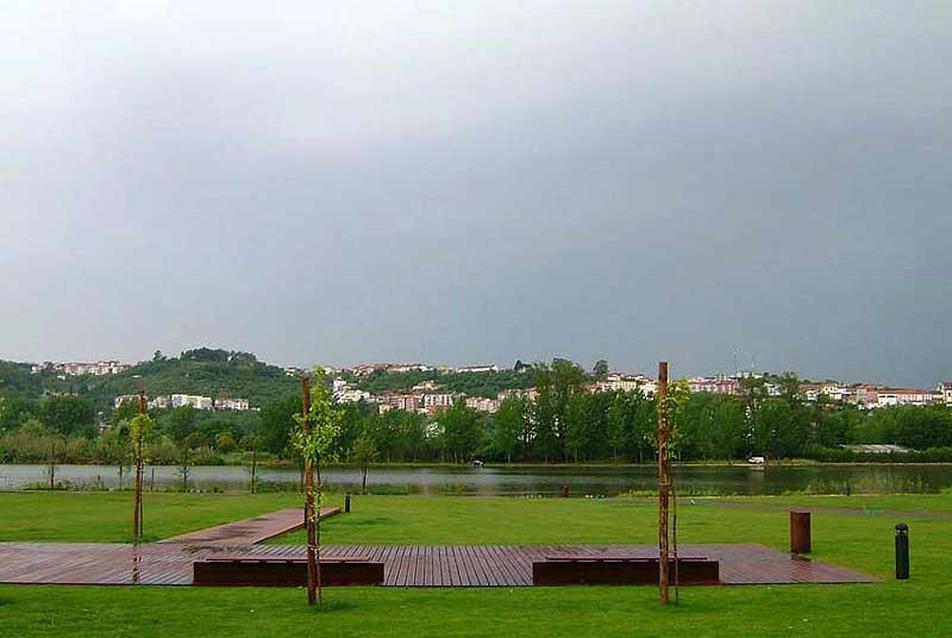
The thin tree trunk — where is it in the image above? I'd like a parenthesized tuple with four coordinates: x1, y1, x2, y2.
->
(361, 465, 368, 494)
(251, 441, 257, 494)
(302, 376, 319, 607)
(315, 460, 323, 605)
(305, 457, 317, 606)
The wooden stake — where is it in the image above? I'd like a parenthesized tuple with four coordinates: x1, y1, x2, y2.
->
(302, 376, 319, 606)
(657, 361, 670, 606)
(133, 390, 146, 541)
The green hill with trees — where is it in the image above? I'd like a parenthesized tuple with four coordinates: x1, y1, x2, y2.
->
(5, 348, 299, 411)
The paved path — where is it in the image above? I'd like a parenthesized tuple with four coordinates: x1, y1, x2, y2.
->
(159, 507, 340, 545)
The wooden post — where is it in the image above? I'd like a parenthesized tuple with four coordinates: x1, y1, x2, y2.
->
(250, 437, 258, 494)
(302, 376, 319, 606)
(657, 361, 670, 606)
(133, 390, 146, 541)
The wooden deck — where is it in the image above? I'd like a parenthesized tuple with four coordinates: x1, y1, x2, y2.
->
(0, 542, 877, 587)
(159, 507, 340, 545)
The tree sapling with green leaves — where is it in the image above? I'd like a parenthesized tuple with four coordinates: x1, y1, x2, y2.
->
(292, 367, 342, 607)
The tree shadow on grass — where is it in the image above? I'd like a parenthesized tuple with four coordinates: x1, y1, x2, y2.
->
(348, 517, 392, 527)
(306, 600, 357, 614)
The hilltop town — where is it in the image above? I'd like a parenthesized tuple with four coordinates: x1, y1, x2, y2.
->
(14, 353, 952, 415)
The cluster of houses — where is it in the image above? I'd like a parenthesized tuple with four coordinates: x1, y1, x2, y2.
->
(114, 393, 251, 412)
(330, 376, 537, 416)
(328, 367, 952, 415)
(32, 360, 131, 378)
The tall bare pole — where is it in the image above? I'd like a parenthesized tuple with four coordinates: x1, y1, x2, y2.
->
(133, 390, 146, 541)
(657, 361, 670, 605)
(301, 376, 319, 606)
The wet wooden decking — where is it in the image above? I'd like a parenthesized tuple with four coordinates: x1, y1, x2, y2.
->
(0, 542, 877, 587)
(159, 507, 340, 545)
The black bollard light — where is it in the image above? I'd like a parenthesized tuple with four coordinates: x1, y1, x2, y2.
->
(345, 493, 351, 513)
(895, 523, 909, 580)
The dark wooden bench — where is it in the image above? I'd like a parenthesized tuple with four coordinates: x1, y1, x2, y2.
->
(532, 556, 719, 586)
(193, 556, 384, 587)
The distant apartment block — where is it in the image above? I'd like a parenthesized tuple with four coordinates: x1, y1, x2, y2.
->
(33, 360, 131, 377)
(148, 395, 170, 410)
(852, 385, 939, 409)
(938, 383, 952, 406)
(375, 392, 422, 413)
(455, 364, 499, 374)
(335, 387, 372, 403)
(596, 373, 657, 395)
(465, 396, 500, 413)
(171, 394, 214, 410)
(497, 388, 539, 402)
(687, 376, 740, 395)
(214, 397, 250, 411)
(423, 393, 455, 409)
(353, 363, 433, 376)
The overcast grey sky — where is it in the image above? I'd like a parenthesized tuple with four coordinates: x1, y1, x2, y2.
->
(1, 2, 950, 384)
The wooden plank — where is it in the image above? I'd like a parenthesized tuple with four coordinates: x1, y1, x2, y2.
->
(0, 542, 879, 587)
(160, 507, 340, 545)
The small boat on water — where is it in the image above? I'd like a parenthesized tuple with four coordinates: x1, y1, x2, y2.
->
(747, 456, 767, 468)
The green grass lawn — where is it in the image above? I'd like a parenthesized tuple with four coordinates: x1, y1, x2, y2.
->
(1, 491, 950, 637)
(0, 491, 315, 542)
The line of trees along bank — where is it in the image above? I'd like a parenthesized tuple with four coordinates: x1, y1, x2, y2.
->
(252, 365, 952, 464)
(4, 360, 952, 466)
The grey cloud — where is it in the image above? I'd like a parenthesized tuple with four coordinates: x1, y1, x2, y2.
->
(1, 2, 950, 384)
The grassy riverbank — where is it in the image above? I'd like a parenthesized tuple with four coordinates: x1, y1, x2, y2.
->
(1, 492, 950, 637)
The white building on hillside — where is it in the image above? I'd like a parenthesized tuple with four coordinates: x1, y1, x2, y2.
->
(938, 383, 952, 406)
(215, 397, 250, 411)
(171, 394, 213, 410)
(455, 364, 498, 374)
(465, 396, 500, 413)
(597, 373, 657, 395)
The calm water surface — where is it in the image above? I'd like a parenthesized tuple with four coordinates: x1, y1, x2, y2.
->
(1, 463, 950, 496)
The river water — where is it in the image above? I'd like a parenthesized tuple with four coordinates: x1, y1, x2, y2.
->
(1, 463, 950, 496)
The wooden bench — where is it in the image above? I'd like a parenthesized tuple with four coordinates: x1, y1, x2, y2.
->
(193, 556, 384, 587)
(532, 556, 720, 586)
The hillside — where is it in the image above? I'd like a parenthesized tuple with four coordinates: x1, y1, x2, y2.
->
(1, 349, 299, 410)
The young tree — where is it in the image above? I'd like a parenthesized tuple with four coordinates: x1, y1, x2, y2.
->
(292, 368, 342, 607)
(351, 431, 379, 494)
(129, 410, 154, 541)
(241, 429, 259, 494)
